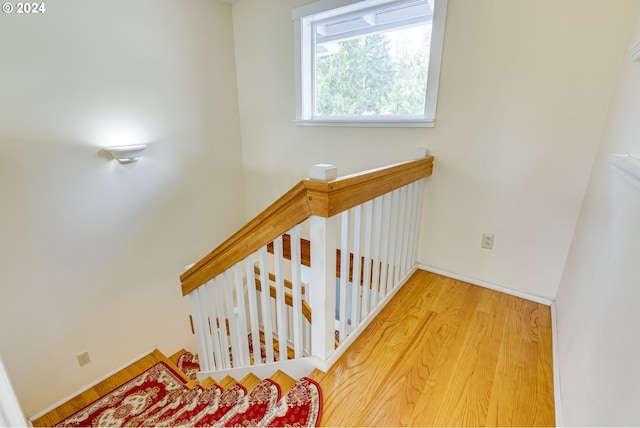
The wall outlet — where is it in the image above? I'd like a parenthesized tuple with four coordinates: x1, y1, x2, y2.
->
(482, 233, 495, 249)
(77, 351, 91, 367)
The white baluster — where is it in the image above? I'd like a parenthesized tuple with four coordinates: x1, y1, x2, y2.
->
(189, 288, 212, 372)
(245, 254, 262, 365)
(258, 246, 275, 363)
(401, 184, 413, 277)
(203, 281, 222, 371)
(361, 200, 373, 317)
(387, 188, 401, 289)
(213, 275, 231, 368)
(273, 235, 288, 361)
(412, 179, 426, 266)
(304, 308, 311, 356)
(379, 192, 392, 297)
(407, 182, 420, 270)
(233, 263, 250, 367)
(397, 184, 409, 282)
(371, 195, 383, 307)
(289, 225, 304, 358)
(350, 205, 362, 326)
(338, 211, 349, 342)
(223, 270, 240, 367)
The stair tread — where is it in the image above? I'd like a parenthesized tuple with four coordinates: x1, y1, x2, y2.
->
(269, 370, 297, 396)
(32, 349, 321, 427)
(308, 368, 326, 382)
(239, 373, 263, 393)
(218, 375, 238, 390)
(199, 377, 217, 389)
(167, 348, 188, 366)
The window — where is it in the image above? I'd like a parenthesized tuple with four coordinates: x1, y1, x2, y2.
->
(293, 0, 447, 127)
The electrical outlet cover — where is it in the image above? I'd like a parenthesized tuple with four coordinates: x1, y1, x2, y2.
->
(482, 233, 494, 249)
(77, 352, 91, 366)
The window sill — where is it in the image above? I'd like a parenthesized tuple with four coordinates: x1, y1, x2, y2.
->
(294, 118, 435, 128)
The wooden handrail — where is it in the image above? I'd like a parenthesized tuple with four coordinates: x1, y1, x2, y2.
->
(303, 155, 434, 217)
(181, 182, 311, 295)
(180, 156, 433, 296)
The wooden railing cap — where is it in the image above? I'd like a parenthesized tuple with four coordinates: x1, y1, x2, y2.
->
(180, 156, 433, 296)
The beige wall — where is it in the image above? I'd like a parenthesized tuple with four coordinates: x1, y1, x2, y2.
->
(555, 8, 640, 426)
(232, 0, 638, 300)
(0, 0, 245, 416)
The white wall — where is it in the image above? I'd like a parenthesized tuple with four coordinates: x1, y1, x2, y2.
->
(0, 0, 245, 417)
(554, 9, 640, 426)
(231, 0, 638, 301)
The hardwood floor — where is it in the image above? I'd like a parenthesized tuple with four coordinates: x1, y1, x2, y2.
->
(312, 270, 555, 427)
(32, 270, 554, 427)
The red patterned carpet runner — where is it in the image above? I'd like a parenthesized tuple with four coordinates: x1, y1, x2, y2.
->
(215, 378, 281, 426)
(263, 377, 322, 427)
(54, 355, 322, 427)
(176, 351, 200, 381)
(54, 362, 187, 427)
(188, 383, 246, 426)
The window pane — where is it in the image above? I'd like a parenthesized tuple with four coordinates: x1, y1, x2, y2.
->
(315, 20, 432, 117)
(293, 0, 447, 126)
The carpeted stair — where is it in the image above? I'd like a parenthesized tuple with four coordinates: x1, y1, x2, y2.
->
(39, 349, 322, 427)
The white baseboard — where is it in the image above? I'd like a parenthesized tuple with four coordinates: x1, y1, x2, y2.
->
(551, 302, 563, 426)
(198, 356, 323, 383)
(28, 348, 156, 422)
(418, 264, 554, 306)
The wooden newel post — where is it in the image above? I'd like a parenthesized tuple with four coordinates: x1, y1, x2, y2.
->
(308, 164, 338, 360)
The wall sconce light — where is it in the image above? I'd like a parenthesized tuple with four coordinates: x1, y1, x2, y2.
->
(104, 144, 147, 164)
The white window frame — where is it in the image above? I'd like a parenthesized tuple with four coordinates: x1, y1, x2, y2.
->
(293, 0, 447, 128)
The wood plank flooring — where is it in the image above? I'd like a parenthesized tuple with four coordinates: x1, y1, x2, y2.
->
(312, 270, 555, 427)
(32, 270, 554, 427)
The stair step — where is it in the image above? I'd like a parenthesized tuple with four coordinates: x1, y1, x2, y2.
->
(269, 369, 297, 396)
(239, 372, 263, 393)
(308, 368, 326, 382)
(33, 349, 321, 427)
(217, 375, 238, 390)
(167, 348, 188, 366)
(199, 377, 217, 389)
(185, 379, 200, 388)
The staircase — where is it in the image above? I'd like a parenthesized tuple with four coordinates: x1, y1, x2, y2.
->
(181, 153, 434, 382)
(30, 153, 435, 427)
(32, 349, 321, 427)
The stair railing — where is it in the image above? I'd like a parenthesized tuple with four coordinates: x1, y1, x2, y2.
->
(180, 150, 434, 379)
